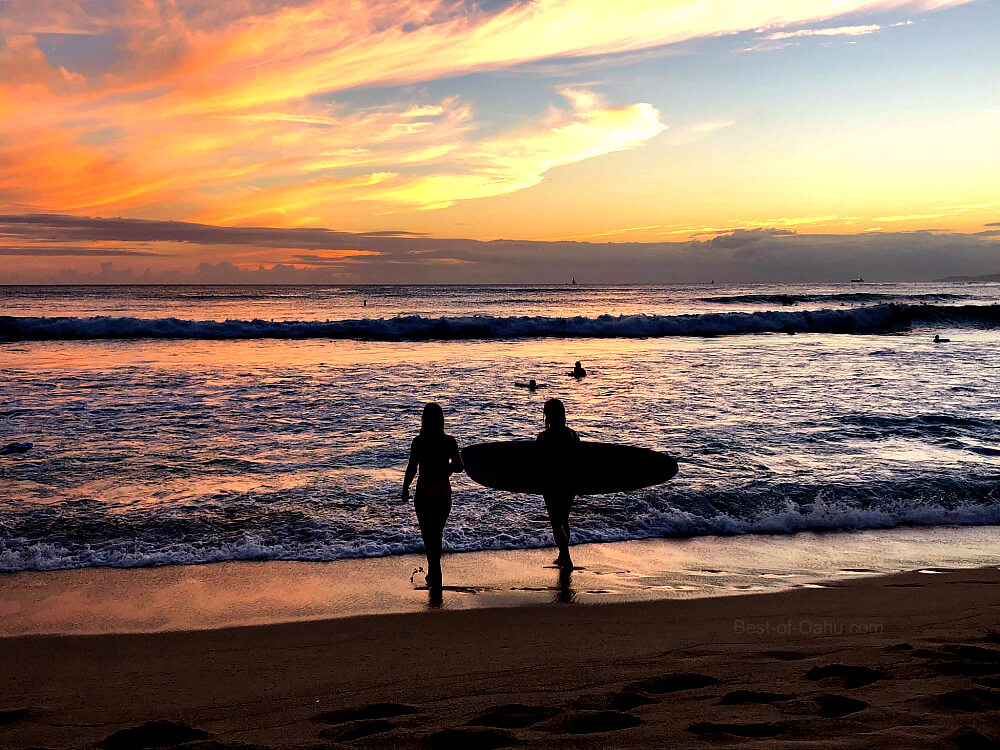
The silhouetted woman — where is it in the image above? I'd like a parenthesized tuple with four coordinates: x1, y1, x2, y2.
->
(537, 398, 580, 569)
(402, 403, 463, 588)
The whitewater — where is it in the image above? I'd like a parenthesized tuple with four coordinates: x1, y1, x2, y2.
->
(2, 282, 999, 572)
(3, 303, 1000, 342)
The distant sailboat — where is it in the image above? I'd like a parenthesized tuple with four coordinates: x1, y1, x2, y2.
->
(571, 277, 577, 285)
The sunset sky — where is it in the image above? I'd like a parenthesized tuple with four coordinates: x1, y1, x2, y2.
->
(1, 0, 998, 283)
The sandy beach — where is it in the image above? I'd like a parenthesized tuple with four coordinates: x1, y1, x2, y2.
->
(4, 0, 1000, 746)
(2, 561, 999, 749)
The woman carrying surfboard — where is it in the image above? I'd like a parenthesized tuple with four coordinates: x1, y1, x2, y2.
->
(402, 403, 464, 589)
(537, 398, 580, 569)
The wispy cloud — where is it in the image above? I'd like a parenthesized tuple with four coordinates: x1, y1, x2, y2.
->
(764, 23, 888, 41)
(0, 245, 170, 256)
(188, 88, 666, 223)
(742, 19, 913, 52)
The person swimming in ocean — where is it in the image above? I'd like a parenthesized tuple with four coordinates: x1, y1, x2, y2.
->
(572, 361, 587, 378)
(536, 398, 580, 569)
(402, 402, 463, 589)
(0, 441, 32, 456)
(516, 379, 543, 391)
(933, 334, 951, 343)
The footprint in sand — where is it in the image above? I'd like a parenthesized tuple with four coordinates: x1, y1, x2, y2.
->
(816, 694, 869, 718)
(779, 694, 868, 718)
(98, 721, 210, 750)
(914, 644, 1000, 676)
(948, 726, 1000, 749)
(805, 664, 886, 689)
(544, 710, 642, 735)
(943, 645, 1000, 663)
(571, 691, 655, 712)
(467, 704, 561, 729)
(935, 688, 1000, 712)
(426, 726, 516, 750)
(319, 718, 396, 741)
(0, 708, 31, 726)
(625, 672, 719, 695)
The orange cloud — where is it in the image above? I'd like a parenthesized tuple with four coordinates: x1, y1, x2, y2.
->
(190, 89, 665, 222)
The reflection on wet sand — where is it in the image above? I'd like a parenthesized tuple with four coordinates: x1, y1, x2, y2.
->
(556, 567, 575, 604)
(3, 526, 999, 637)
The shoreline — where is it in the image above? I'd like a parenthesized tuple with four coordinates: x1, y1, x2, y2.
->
(3, 525, 999, 638)
(1, 565, 998, 749)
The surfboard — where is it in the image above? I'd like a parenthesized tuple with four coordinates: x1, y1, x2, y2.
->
(461, 441, 678, 495)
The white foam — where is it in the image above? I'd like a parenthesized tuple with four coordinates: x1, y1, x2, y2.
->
(4, 303, 998, 342)
(4, 491, 1000, 572)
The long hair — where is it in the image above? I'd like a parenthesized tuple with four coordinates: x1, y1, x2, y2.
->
(543, 398, 566, 429)
(420, 402, 445, 436)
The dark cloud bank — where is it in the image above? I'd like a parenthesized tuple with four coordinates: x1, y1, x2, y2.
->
(1, 214, 998, 283)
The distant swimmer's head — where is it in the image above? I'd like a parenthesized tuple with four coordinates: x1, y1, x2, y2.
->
(529, 379, 537, 389)
(421, 402, 445, 435)
(544, 398, 567, 429)
(575, 361, 582, 368)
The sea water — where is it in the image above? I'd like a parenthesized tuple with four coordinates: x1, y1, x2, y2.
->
(1, 283, 999, 572)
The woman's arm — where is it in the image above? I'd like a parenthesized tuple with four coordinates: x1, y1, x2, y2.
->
(449, 436, 464, 474)
(401, 438, 419, 500)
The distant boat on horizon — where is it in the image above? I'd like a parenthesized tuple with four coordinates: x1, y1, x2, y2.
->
(571, 277, 577, 285)
(851, 277, 865, 283)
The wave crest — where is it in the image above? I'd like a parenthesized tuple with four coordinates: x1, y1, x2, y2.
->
(3, 304, 998, 342)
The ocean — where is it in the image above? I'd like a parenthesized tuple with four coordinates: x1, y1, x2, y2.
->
(2, 282, 999, 573)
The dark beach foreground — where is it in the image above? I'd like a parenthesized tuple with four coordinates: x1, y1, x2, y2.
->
(2, 565, 999, 749)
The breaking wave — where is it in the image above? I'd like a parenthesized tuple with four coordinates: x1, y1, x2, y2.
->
(3, 303, 999, 342)
(2, 474, 998, 572)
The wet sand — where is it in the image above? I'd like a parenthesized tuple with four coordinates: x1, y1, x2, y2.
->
(2, 565, 999, 749)
(4, 526, 1000, 637)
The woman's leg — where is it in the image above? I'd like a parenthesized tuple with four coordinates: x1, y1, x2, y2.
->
(415, 486, 451, 587)
(544, 493, 573, 566)
(417, 514, 441, 585)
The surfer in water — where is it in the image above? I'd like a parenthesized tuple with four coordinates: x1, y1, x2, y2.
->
(402, 403, 464, 589)
(537, 398, 580, 569)
(572, 361, 587, 378)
